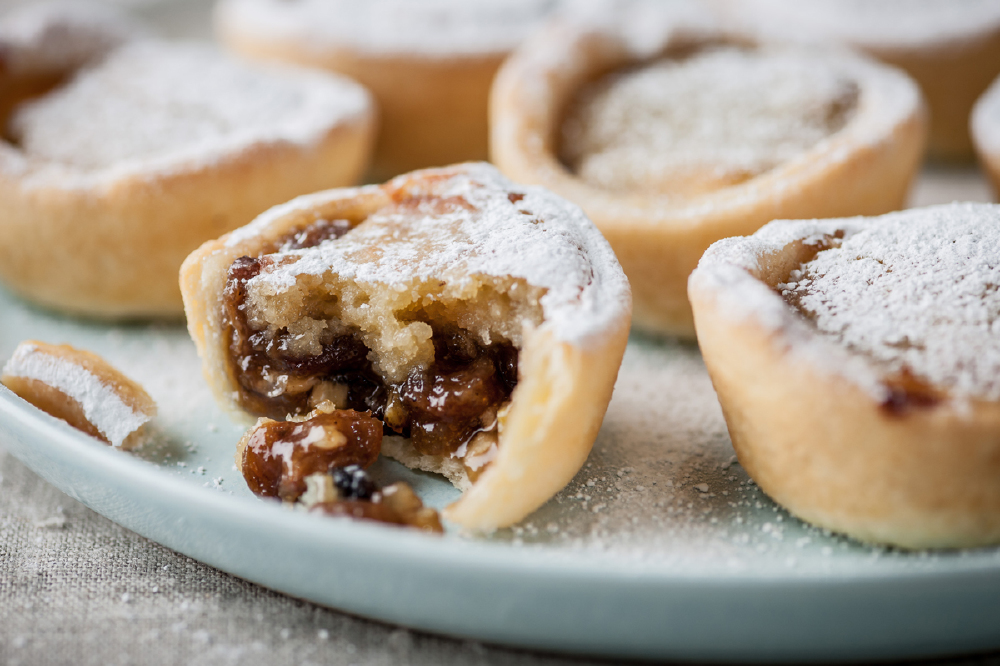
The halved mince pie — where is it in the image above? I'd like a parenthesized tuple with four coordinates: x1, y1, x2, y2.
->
(689, 202, 1000, 549)
(181, 162, 631, 530)
(490, 18, 926, 338)
(0, 31, 374, 319)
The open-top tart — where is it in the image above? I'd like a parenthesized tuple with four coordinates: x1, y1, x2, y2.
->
(491, 19, 926, 338)
(181, 162, 631, 530)
(689, 203, 1000, 549)
(0, 34, 374, 318)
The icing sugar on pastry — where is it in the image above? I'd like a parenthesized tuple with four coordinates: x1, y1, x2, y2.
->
(560, 46, 859, 196)
(716, 0, 1000, 50)
(7, 40, 372, 183)
(236, 162, 629, 349)
(1, 341, 156, 448)
(214, 0, 557, 57)
(0, 1, 140, 76)
(777, 203, 1000, 401)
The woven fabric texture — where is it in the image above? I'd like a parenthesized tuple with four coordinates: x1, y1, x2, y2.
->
(0, 448, 609, 666)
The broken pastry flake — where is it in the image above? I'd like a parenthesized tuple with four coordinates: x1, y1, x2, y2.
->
(1, 340, 156, 449)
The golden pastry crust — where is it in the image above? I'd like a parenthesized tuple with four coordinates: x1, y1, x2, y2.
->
(713, 0, 1000, 161)
(0, 39, 375, 319)
(490, 22, 927, 338)
(180, 163, 631, 530)
(1, 340, 156, 449)
(214, 0, 554, 180)
(688, 203, 1000, 549)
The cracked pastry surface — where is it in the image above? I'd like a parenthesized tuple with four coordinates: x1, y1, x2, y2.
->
(0, 34, 375, 318)
(181, 162, 631, 529)
(214, 0, 556, 179)
(1, 340, 156, 449)
(688, 202, 1000, 549)
(490, 17, 927, 338)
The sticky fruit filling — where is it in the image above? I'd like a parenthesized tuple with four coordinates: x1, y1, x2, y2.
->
(238, 409, 442, 532)
(223, 218, 525, 468)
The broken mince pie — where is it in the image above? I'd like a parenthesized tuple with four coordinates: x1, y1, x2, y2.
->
(688, 203, 1000, 549)
(181, 162, 631, 530)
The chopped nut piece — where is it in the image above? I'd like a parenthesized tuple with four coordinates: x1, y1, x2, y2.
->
(1, 340, 156, 449)
(300, 473, 339, 506)
(310, 479, 443, 534)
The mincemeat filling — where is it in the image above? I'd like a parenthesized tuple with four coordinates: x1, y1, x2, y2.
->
(223, 219, 520, 458)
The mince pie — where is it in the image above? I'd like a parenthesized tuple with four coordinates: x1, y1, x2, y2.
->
(491, 19, 926, 337)
(181, 162, 631, 530)
(0, 34, 375, 318)
(689, 203, 1000, 549)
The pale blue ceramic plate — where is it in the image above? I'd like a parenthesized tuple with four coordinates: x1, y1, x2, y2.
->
(2, 284, 1000, 662)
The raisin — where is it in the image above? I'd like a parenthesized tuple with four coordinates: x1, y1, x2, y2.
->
(278, 219, 352, 251)
(332, 464, 377, 501)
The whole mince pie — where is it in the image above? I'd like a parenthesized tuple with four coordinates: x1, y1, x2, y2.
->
(181, 162, 631, 530)
(490, 15, 926, 338)
(688, 202, 1000, 550)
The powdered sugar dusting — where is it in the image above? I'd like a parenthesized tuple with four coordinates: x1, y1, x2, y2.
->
(7, 40, 371, 186)
(717, 0, 1000, 51)
(2, 344, 150, 447)
(560, 46, 858, 195)
(215, 0, 556, 57)
(778, 203, 1000, 401)
(245, 163, 630, 347)
(693, 203, 1000, 402)
(973, 74, 1000, 156)
(0, 1, 141, 76)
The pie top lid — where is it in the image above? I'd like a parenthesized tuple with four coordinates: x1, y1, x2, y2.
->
(692, 202, 1000, 402)
(227, 163, 632, 348)
(3, 40, 372, 187)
